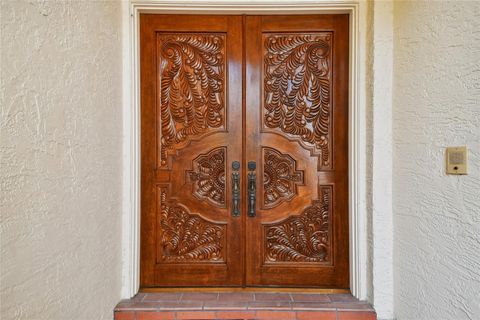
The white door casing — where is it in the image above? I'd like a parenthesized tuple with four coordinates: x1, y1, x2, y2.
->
(121, 0, 370, 301)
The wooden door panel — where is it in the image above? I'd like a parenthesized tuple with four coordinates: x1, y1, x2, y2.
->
(263, 185, 333, 264)
(140, 15, 244, 287)
(245, 15, 349, 288)
(156, 33, 227, 168)
(263, 32, 334, 170)
(262, 146, 305, 209)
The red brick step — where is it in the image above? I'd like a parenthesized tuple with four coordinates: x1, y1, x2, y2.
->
(114, 292, 376, 320)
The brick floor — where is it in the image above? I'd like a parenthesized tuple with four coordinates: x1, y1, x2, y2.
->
(114, 292, 376, 319)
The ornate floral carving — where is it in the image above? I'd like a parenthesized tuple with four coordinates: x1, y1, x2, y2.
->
(186, 147, 226, 207)
(263, 147, 304, 208)
(158, 34, 226, 166)
(264, 186, 332, 263)
(159, 188, 225, 262)
(263, 34, 332, 168)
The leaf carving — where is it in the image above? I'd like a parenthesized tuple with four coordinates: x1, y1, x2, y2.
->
(158, 34, 226, 166)
(159, 188, 225, 262)
(263, 34, 332, 168)
(187, 147, 226, 207)
(263, 147, 304, 208)
(264, 186, 332, 263)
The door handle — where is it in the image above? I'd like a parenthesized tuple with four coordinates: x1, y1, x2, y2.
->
(247, 161, 256, 217)
(232, 161, 240, 217)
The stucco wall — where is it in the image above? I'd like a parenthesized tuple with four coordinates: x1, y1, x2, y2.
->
(1, 1, 123, 319)
(370, 1, 394, 319)
(393, 1, 480, 320)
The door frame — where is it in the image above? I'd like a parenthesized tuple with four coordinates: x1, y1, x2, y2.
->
(122, 0, 367, 299)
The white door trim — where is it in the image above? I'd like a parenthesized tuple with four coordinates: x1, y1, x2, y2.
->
(121, 0, 367, 299)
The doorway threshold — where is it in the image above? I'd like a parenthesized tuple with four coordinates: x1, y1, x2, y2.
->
(141, 287, 350, 294)
(114, 291, 376, 319)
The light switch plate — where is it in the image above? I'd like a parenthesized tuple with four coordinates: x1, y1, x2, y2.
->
(446, 146, 468, 175)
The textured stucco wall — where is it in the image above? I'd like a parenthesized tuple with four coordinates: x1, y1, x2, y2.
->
(1, 1, 123, 319)
(370, 1, 394, 319)
(393, 1, 480, 320)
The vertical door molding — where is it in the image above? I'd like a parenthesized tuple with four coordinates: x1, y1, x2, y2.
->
(122, 0, 368, 300)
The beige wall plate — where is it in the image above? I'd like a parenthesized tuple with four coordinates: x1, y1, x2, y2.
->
(446, 146, 468, 175)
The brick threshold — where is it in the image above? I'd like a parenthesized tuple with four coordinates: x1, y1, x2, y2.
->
(115, 292, 376, 320)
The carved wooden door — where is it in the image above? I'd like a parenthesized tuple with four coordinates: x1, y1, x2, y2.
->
(245, 15, 349, 287)
(140, 15, 244, 286)
(140, 14, 349, 288)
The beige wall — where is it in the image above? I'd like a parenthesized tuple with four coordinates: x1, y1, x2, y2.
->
(393, 1, 480, 319)
(368, 1, 394, 318)
(1, 1, 123, 319)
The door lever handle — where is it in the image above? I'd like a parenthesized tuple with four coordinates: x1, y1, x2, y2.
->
(232, 161, 240, 217)
(247, 161, 256, 217)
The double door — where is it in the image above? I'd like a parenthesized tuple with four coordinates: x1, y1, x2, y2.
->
(140, 14, 349, 288)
